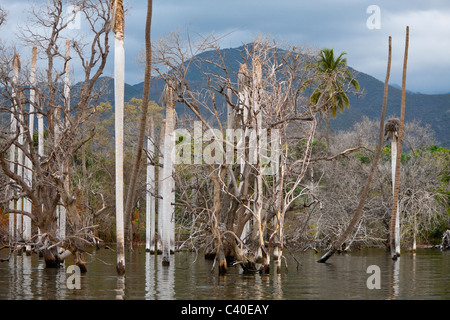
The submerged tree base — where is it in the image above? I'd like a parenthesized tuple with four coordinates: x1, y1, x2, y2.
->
(42, 248, 63, 268)
(116, 261, 125, 275)
(162, 259, 170, 266)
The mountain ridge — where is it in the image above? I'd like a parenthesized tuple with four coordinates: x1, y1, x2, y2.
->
(96, 45, 450, 147)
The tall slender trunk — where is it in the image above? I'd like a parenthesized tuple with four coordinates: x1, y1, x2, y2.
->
(275, 164, 285, 274)
(317, 36, 392, 263)
(157, 120, 165, 254)
(8, 53, 20, 245)
(145, 117, 156, 253)
(390, 26, 409, 260)
(57, 40, 70, 251)
(170, 176, 175, 253)
(252, 57, 269, 273)
(412, 212, 417, 253)
(391, 135, 400, 256)
(23, 47, 37, 255)
(124, 0, 153, 249)
(325, 108, 330, 155)
(112, 0, 126, 275)
(36, 46, 44, 246)
(238, 63, 251, 244)
(15, 55, 24, 246)
(161, 84, 175, 266)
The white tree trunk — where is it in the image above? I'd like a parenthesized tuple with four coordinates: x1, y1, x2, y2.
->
(14, 54, 24, 245)
(157, 120, 165, 254)
(170, 180, 175, 253)
(391, 136, 401, 256)
(161, 85, 175, 265)
(238, 64, 251, 244)
(252, 57, 268, 270)
(146, 122, 156, 253)
(35, 46, 43, 244)
(23, 47, 37, 255)
(57, 40, 70, 252)
(412, 212, 417, 252)
(8, 54, 20, 245)
(114, 35, 125, 274)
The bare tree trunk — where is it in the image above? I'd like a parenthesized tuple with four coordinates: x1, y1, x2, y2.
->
(391, 135, 400, 256)
(124, 0, 153, 249)
(252, 57, 269, 273)
(8, 53, 20, 246)
(317, 36, 392, 263)
(112, 0, 126, 275)
(23, 47, 37, 256)
(238, 63, 251, 244)
(412, 212, 417, 253)
(15, 55, 24, 248)
(157, 120, 165, 254)
(161, 84, 175, 266)
(390, 26, 409, 260)
(146, 117, 156, 253)
(57, 40, 70, 253)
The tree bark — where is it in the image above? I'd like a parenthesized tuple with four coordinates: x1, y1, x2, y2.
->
(124, 0, 153, 249)
(22, 47, 37, 256)
(391, 135, 401, 256)
(112, 0, 126, 275)
(390, 26, 409, 260)
(317, 36, 392, 263)
(157, 120, 165, 254)
(145, 118, 156, 253)
(8, 53, 20, 245)
(161, 84, 175, 266)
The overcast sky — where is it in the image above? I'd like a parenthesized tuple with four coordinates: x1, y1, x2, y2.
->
(1, 0, 450, 94)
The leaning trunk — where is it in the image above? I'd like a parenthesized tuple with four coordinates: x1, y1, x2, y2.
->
(317, 36, 392, 263)
(124, 0, 153, 249)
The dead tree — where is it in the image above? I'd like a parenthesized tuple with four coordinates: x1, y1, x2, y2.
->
(153, 35, 326, 274)
(0, 0, 112, 271)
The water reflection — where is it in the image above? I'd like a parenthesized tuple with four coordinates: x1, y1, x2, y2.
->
(22, 255, 32, 299)
(0, 248, 448, 300)
(389, 258, 400, 299)
(116, 275, 125, 300)
(143, 252, 176, 299)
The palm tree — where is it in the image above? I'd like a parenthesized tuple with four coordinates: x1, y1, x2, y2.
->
(309, 48, 359, 153)
(318, 37, 392, 263)
(112, 0, 125, 275)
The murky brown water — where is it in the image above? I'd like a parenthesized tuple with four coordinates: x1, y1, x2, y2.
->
(0, 247, 448, 300)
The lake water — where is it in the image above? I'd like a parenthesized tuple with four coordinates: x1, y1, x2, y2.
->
(0, 247, 448, 300)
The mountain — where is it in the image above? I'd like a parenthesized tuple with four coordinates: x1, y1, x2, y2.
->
(95, 45, 450, 147)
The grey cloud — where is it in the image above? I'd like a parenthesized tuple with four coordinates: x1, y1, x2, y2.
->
(2, 0, 449, 93)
